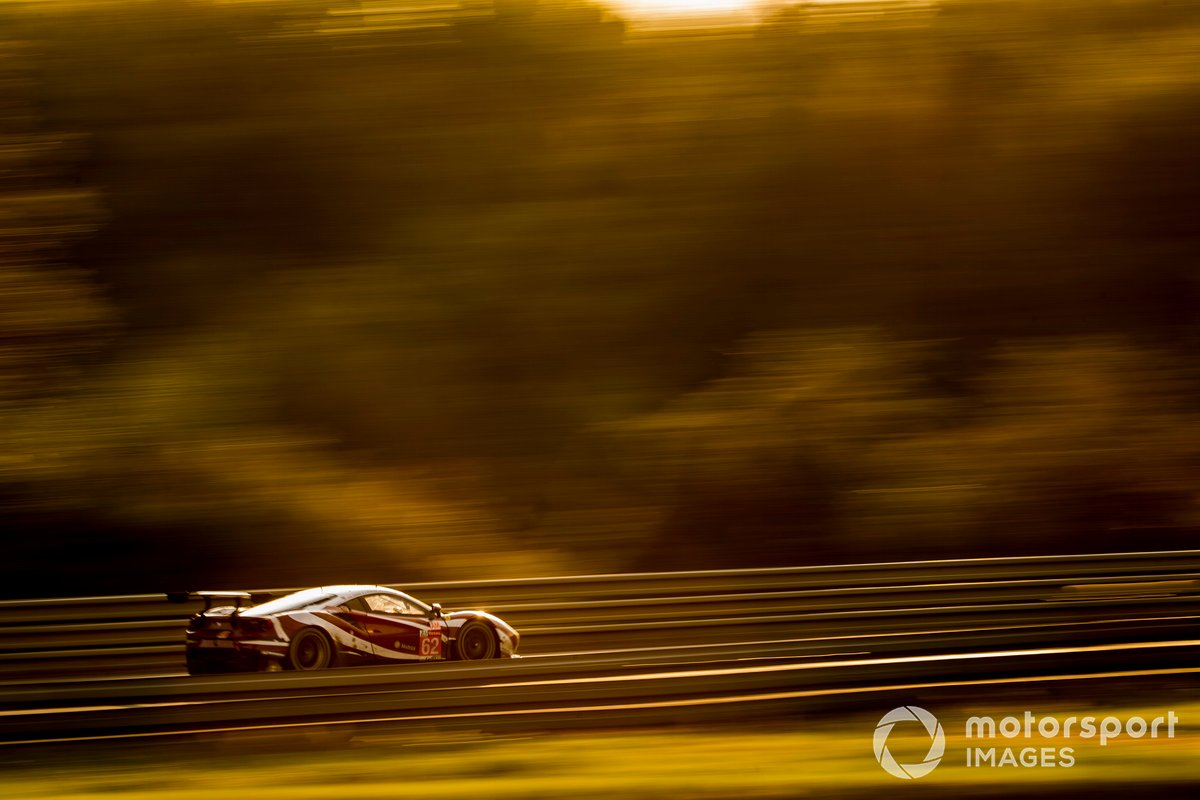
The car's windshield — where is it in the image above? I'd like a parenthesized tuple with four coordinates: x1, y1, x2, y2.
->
(362, 592, 428, 616)
(244, 588, 337, 616)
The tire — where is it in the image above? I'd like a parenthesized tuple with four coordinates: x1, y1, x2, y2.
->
(288, 627, 333, 671)
(455, 620, 497, 661)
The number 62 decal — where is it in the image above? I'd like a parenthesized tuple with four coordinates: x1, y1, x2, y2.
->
(420, 629, 442, 658)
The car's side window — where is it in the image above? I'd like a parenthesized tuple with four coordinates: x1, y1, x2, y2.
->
(343, 597, 370, 613)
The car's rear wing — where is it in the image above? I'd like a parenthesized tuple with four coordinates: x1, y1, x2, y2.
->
(166, 590, 273, 612)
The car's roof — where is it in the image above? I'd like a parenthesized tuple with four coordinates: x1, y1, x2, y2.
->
(314, 585, 392, 595)
(308, 585, 420, 601)
(244, 585, 419, 616)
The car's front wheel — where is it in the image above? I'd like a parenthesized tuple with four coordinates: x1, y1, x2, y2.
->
(288, 628, 333, 670)
(455, 620, 497, 660)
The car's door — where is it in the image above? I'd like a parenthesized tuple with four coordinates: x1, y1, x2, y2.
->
(357, 593, 434, 662)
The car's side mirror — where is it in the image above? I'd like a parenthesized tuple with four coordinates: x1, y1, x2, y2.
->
(430, 602, 444, 619)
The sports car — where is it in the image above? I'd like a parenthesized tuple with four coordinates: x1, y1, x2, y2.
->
(169, 585, 519, 675)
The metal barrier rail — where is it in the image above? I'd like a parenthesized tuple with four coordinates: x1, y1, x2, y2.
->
(1, 550, 1198, 681)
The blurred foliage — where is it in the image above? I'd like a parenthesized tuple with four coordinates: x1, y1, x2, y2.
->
(1, 0, 1199, 596)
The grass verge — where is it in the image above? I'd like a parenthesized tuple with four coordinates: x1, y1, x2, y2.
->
(1, 699, 1196, 799)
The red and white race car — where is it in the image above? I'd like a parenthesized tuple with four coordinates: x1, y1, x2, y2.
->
(171, 585, 519, 675)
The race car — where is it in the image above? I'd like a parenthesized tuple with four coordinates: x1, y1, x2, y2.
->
(169, 585, 519, 675)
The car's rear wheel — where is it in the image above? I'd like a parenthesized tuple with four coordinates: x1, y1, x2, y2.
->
(288, 628, 333, 670)
(455, 620, 497, 660)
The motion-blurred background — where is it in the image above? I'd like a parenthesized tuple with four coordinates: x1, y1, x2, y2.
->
(2, 0, 1198, 598)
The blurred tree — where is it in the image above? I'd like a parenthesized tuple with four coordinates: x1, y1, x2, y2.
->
(3, 0, 1199, 595)
(0, 38, 114, 404)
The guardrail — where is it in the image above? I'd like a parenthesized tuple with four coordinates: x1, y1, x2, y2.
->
(1, 550, 1198, 681)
